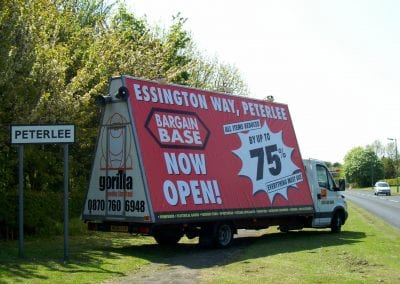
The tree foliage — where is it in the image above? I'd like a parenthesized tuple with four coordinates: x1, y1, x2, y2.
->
(365, 140, 399, 179)
(186, 52, 249, 95)
(342, 147, 384, 187)
(0, 0, 249, 238)
(382, 156, 396, 179)
(368, 140, 385, 158)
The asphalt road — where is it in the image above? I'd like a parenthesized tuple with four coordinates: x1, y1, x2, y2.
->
(343, 189, 400, 230)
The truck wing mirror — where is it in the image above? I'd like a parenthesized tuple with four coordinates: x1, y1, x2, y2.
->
(338, 179, 345, 191)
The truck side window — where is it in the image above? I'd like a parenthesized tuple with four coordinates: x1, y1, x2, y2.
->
(327, 170, 337, 190)
(316, 165, 330, 189)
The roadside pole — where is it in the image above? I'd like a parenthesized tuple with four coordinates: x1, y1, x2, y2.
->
(18, 145, 24, 258)
(63, 144, 69, 263)
(388, 137, 399, 193)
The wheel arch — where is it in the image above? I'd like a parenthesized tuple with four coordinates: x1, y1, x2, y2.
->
(332, 206, 347, 225)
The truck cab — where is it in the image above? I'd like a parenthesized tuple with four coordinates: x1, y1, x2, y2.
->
(303, 159, 348, 232)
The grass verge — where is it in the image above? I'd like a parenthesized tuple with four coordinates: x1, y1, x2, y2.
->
(1, 202, 400, 283)
(0, 232, 154, 283)
(201, 203, 400, 283)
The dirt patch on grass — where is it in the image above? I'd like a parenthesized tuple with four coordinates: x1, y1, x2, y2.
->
(104, 230, 265, 284)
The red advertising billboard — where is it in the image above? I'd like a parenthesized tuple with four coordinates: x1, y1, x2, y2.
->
(126, 77, 314, 221)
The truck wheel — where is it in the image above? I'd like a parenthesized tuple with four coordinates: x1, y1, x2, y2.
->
(214, 223, 234, 248)
(278, 226, 289, 233)
(330, 212, 342, 233)
(153, 231, 182, 245)
(199, 225, 214, 248)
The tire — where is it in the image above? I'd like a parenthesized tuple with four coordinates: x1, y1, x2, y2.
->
(153, 229, 182, 245)
(214, 223, 234, 248)
(199, 225, 214, 248)
(331, 212, 342, 233)
(278, 226, 289, 233)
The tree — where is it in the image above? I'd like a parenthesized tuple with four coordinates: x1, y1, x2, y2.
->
(343, 147, 384, 187)
(0, 0, 249, 238)
(382, 156, 396, 179)
(367, 140, 385, 158)
(332, 162, 342, 168)
(186, 53, 249, 96)
(386, 141, 397, 160)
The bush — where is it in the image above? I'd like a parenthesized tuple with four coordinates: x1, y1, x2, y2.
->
(0, 189, 86, 240)
(385, 178, 399, 187)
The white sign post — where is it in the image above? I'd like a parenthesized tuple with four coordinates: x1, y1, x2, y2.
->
(10, 124, 75, 262)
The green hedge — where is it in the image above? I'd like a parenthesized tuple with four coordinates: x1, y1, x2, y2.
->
(0, 189, 85, 240)
(385, 178, 400, 187)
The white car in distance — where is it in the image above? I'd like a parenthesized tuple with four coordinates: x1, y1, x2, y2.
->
(374, 181, 391, 196)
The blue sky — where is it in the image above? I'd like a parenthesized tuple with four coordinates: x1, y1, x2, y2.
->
(125, 0, 400, 163)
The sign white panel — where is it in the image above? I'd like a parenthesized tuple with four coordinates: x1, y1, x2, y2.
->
(11, 124, 75, 144)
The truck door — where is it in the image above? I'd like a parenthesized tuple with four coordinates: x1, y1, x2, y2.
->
(315, 164, 338, 226)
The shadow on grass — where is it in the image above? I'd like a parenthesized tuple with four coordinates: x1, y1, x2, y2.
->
(0, 234, 139, 283)
(107, 229, 366, 269)
(0, 229, 365, 282)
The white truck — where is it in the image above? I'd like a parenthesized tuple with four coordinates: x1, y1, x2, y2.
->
(82, 75, 348, 247)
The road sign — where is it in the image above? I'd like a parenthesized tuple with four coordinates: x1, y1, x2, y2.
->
(11, 124, 75, 262)
(10, 124, 75, 144)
